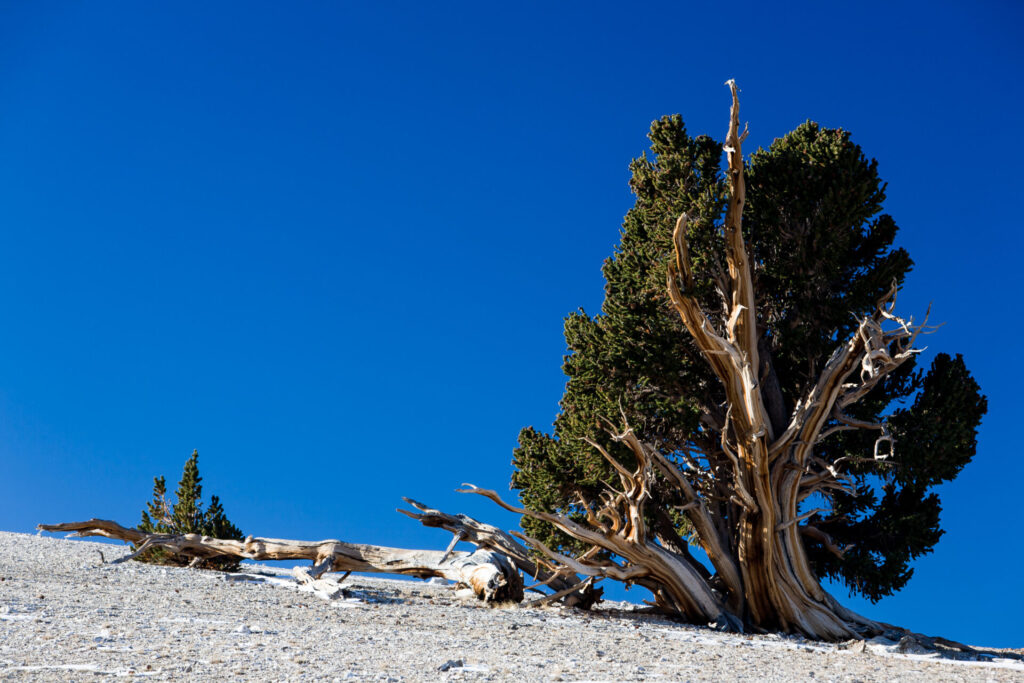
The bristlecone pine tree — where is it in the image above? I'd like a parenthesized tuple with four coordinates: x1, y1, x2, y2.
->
(138, 450, 244, 571)
(504, 81, 986, 640)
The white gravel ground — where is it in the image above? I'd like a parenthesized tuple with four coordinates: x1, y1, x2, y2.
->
(1, 531, 1021, 681)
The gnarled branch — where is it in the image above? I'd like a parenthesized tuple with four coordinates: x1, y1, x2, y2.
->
(38, 518, 523, 603)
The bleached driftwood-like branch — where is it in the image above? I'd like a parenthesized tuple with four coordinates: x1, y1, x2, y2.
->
(397, 498, 599, 607)
(38, 519, 523, 603)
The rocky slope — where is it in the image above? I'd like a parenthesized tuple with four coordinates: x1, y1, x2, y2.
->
(1, 531, 1020, 681)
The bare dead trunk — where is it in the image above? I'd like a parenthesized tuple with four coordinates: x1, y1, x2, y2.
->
(38, 519, 523, 603)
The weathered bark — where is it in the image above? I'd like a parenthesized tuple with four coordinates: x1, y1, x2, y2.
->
(38, 519, 523, 603)
(663, 81, 929, 638)
(398, 498, 600, 608)
(457, 448, 742, 632)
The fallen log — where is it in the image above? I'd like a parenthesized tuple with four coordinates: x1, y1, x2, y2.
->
(38, 519, 523, 603)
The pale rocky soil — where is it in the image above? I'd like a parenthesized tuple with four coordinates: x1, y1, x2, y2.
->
(1, 531, 1021, 681)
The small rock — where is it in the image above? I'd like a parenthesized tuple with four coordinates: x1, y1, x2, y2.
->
(895, 635, 929, 654)
(438, 659, 463, 672)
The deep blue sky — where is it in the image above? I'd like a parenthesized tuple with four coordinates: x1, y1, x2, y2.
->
(2, 2, 1021, 647)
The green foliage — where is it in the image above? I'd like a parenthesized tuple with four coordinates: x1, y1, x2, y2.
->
(511, 114, 986, 600)
(810, 353, 987, 599)
(137, 450, 244, 571)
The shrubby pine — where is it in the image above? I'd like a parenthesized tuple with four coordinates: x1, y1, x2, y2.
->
(138, 450, 244, 571)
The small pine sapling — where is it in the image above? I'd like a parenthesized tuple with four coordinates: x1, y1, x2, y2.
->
(136, 450, 244, 571)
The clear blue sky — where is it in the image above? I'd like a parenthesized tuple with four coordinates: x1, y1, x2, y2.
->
(1, 1, 1021, 647)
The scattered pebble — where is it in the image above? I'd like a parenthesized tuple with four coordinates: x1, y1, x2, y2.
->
(1, 531, 1020, 682)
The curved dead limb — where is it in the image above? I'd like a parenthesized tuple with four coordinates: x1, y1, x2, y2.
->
(459, 468, 741, 631)
(768, 285, 931, 463)
(800, 525, 849, 560)
(38, 519, 523, 603)
(524, 576, 600, 608)
(622, 434, 744, 614)
(397, 498, 599, 608)
(775, 292, 935, 533)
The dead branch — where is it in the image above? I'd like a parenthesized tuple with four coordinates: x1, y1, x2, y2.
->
(38, 519, 523, 603)
(458, 476, 738, 629)
(524, 576, 600, 608)
(397, 498, 599, 608)
(800, 525, 849, 560)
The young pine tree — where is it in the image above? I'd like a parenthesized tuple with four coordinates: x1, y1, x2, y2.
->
(137, 450, 244, 571)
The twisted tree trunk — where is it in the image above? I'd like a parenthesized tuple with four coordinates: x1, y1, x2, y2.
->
(456, 81, 932, 641)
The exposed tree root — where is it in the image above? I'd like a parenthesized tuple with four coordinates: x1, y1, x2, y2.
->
(848, 623, 1023, 663)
